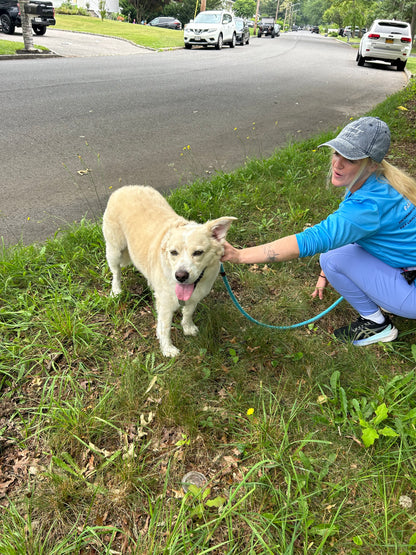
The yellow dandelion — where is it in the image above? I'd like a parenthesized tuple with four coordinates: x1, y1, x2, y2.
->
(234, 127, 238, 131)
(27, 217, 30, 221)
(247, 407, 254, 416)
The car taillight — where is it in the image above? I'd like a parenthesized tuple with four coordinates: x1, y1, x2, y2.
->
(401, 37, 411, 43)
(368, 33, 380, 39)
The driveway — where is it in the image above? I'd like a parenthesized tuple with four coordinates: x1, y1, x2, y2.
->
(1, 28, 152, 57)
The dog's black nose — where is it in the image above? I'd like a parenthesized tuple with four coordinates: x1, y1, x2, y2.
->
(175, 270, 189, 283)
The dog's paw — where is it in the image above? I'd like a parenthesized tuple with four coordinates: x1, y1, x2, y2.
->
(110, 286, 122, 297)
(183, 323, 199, 336)
(162, 344, 180, 357)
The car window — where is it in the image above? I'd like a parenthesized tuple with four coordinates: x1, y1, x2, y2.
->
(373, 22, 410, 35)
(235, 20, 243, 29)
(195, 13, 221, 23)
(223, 14, 231, 23)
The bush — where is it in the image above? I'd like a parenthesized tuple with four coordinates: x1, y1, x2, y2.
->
(56, 1, 89, 16)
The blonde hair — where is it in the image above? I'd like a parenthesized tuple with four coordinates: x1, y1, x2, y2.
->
(377, 160, 416, 205)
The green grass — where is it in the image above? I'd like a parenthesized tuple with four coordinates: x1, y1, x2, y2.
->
(55, 14, 185, 49)
(0, 39, 48, 55)
(1, 72, 416, 553)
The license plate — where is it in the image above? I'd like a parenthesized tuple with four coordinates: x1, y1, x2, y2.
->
(385, 38, 393, 44)
(194, 36, 200, 40)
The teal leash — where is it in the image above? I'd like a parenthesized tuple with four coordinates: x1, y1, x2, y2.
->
(220, 264, 344, 330)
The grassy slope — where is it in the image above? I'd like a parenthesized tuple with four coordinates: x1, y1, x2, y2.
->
(54, 14, 184, 49)
(0, 33, 416, 555)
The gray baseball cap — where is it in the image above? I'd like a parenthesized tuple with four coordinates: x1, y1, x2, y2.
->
(319, 117, 391, 163)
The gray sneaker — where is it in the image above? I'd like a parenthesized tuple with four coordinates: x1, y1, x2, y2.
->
(334, 316, 398, 346)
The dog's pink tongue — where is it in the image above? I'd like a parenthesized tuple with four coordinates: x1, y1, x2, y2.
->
(175, 283, 195, 302)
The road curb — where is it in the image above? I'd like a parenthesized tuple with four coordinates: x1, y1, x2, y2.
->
(0, 51, 61, 60)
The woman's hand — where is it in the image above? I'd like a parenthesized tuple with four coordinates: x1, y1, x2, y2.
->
(221, 241, 242, 263)
(311, 273, 327, 300)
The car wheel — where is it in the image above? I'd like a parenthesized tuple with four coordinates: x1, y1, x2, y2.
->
(230, 33, 236, 48)
(357, 53, 365, 66)
(0, 14, 15, 35)
(246, 35, 250, 44)
(215, 33, 223, 50)
(271, 31, 275, 38)
(257, 30, 262, 37)
(396, 60, 406, 71)
(184, 43, 192, 49)
(33, 25, 47, 35)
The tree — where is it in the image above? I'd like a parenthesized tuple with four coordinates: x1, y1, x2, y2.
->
(233, 0, 257, 19)
(20, 0, 35, 52)
(126, 0, 169, 24)
(162, 0, 222, 24)
(302, 0, 331, 26)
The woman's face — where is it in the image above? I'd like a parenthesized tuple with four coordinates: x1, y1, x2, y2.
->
(331, 152, 368, 190)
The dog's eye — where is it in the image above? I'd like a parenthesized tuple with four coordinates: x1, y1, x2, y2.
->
(193, 250, 204, 257)
(170, 250, 179, 256)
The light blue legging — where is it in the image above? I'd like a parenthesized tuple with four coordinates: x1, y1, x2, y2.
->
(320, 244, 416, 319)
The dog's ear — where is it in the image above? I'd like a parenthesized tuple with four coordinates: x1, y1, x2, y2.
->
(207, 217, 237, 241)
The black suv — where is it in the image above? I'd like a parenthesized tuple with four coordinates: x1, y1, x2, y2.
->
(0, 0, 55, 35)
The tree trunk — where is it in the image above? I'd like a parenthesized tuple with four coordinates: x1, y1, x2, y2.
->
(20, 0, 35, 51)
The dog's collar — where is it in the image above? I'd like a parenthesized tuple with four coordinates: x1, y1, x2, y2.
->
(194, 268, 206, 288)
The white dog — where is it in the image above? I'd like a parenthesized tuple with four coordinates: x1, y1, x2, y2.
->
(102, 185, 236, 357)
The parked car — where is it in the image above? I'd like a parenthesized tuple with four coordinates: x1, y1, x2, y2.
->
(184, 10, 236, 49)
(257, 17, 280, 38)
(311, 26, 319, 34)
(148, 17, 182, 30)
(344, 25, 361, 36)
(357, 19, 412, 71)
(0, 0, 55, 35)
(235, 17, 250, 45)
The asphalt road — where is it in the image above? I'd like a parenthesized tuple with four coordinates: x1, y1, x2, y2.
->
(0, 30, 407, 246)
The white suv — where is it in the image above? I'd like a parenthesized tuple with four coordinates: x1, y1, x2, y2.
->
(357, 19, 412, 71)
(184, 11, 236, 50)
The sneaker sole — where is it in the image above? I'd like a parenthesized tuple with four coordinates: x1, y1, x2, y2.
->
(353, 325, 399, 346)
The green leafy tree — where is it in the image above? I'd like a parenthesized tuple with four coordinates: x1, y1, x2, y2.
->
(122, 0, 169, 23)
(233, 0, 257, 19)
(162, 0, 222, 24)
(302, 0, 331, 26)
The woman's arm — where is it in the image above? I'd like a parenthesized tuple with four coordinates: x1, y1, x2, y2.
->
(221, 235, 300, 264)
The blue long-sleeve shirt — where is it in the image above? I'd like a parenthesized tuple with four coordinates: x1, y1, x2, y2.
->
(296, 173, 416, 268)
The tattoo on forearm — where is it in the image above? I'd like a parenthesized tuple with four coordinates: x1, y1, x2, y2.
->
(264, 246, 278, 262)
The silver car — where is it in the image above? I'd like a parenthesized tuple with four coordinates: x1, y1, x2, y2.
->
(184, 11, 236, 50)
(357, 19, 412, 71)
